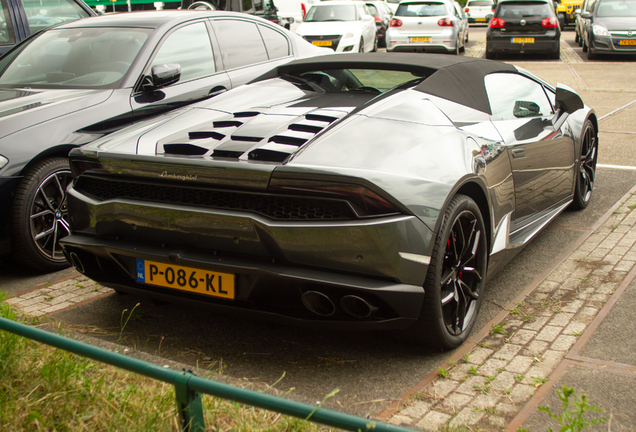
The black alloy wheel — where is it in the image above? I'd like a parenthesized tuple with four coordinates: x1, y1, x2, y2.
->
(407, 194, 488, 349)
(11, 158, 72, 271)
(571, 120, 597, 210)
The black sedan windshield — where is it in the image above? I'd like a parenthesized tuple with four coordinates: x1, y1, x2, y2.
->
(0, 27, 151, 89)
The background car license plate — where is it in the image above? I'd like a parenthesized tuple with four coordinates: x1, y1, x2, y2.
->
(312, 40, 332, 46)
(476, 18, 486, 22)
(410, 37, 431, 43)
(136, 259, 235, 299)
(512, 37, 534, 43)
(619, 40, 636, 45)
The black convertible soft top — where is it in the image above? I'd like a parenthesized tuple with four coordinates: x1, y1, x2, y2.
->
(251, 53, 518, 115)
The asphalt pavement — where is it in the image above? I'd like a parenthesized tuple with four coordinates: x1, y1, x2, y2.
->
(3, 32, 636, 431)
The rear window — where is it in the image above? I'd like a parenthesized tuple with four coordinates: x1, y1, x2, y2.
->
(497, 1, 553, 17)
(467, 0, 493, 5)
(396, 2, 448, 16)
(596, 0, 636, 17)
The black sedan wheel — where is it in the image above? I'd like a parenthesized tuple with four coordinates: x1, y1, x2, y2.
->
(571, 120, 597, 210)
(11, 158, 72, 271)
(408, 194, 487, 349)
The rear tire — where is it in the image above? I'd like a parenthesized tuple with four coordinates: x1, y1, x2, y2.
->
(11, 157, 72, 272)
(570, 120, 598, 210)
(405, 194, 487, 349)
(359, 37, 364, 52)
(485, 50, 496, 59)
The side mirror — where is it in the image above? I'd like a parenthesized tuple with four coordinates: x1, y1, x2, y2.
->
(143, 63, 181, 91)
(555, 83, 584, 115)
(580, 11, 591, 18)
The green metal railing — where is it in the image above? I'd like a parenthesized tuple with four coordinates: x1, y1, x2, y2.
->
(0, 317, 414, 432)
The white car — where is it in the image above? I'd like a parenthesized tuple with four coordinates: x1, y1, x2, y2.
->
(295, 1, 378, 52)
(386, 0, 467, 54)
(463, 0, 494, 24)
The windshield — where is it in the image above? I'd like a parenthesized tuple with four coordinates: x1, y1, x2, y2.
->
(596, 0, 636, 16)
(0, 27, 151, 89)
(304, 4, 357, 21)
(396, 2, 449, 17)
(497, 2, 552, 17)
(289, 68, 428, 94)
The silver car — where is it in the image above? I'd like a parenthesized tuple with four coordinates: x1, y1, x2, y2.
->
(386, 0, 467, 53)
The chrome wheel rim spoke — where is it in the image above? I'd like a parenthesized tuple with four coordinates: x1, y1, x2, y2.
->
(441, 210, 483, 336)
(29, 169, 72, 261)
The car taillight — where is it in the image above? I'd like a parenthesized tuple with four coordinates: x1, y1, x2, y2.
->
(437, 17, 454, 26)
(489, 17, 505, 28)
(374, 16, 382, 21)
(541, 17, 558, 27)
(389, 18, 403, 27)
(268, 178, 400, 217)
(464, 7, 469, 12)
(301, 2, 306, 19)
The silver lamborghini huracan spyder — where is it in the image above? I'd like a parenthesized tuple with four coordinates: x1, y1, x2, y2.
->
(60, 53, 598, 349)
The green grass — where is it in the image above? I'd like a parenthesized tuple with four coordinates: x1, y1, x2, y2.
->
(0, 294, 323, 432)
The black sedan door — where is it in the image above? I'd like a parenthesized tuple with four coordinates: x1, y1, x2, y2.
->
(130, 19, 231, 120)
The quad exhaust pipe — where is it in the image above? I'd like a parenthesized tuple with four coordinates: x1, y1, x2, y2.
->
(302, 291, 378, 319)
(302, 291, 336, 316)
(68, 252, 85, 274)
(340, 295, 378, 319)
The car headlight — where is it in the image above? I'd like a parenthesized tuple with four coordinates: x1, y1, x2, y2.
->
(592, 24, 609, 36)
(0, 155, 7, 170)
(344, 32, 354, 38)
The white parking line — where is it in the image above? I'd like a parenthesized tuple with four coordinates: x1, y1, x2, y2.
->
(598, 164, 636, 171)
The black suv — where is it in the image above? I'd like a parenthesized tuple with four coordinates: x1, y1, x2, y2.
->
(0, 0, 95, 56)
(486, 0, 561, 59)
(180, 0, 287, 27)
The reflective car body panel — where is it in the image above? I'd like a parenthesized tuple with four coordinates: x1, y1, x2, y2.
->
(60, 54, 597, 333)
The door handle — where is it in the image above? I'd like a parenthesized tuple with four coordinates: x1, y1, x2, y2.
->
(209, 86, 227, 97)
(512, 148, 527, 159)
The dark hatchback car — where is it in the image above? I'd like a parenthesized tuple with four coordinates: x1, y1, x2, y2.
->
(581, 0, 636, 59)
(0, 10, 325, 272)
(0, 0, 95, 56)
(486, 0, 561, 59)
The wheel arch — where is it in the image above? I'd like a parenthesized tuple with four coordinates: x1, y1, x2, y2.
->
(18, 144, 76, 177)
(455, 181, 493, 257)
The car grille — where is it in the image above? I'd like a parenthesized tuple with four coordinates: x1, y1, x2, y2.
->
(74, 176, 357, 220)
(302, 35, 342, 51)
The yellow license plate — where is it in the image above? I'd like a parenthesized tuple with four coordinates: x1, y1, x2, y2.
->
(512, 37, 534, 43)
(312, 40, 332, 46)
(410, 36, 431, 43)
(476, 18, 486, 22)
(136, 259, 235, 299)
(619, 39, 636, 45)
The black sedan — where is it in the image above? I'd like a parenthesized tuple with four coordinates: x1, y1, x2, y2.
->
(0, 10, 327, 272)
(486, 0, 561, 59)
(60, 53, 598, 349)
(581, 0, 636, 59)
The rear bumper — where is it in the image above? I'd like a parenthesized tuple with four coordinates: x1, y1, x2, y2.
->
(60, 234, 425, 330)
(486, 36, 559, 54)
(590, 36, 636, 55)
